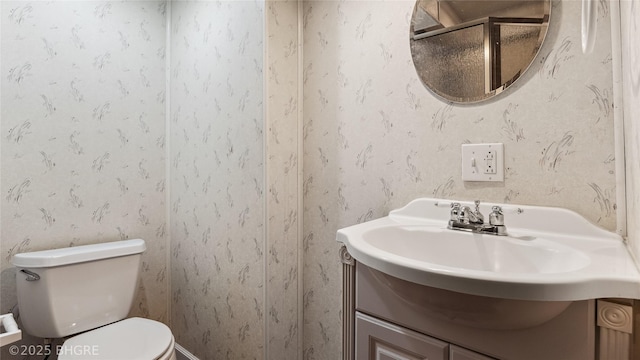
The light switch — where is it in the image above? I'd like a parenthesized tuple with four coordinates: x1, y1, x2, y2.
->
(461, 143, 504, 182)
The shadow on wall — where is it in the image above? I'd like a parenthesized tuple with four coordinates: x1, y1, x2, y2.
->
(1, 268, 17, 315)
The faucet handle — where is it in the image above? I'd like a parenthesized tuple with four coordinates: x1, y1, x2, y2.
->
(450, 202, 461, 220)
(489, 206, 504, 226)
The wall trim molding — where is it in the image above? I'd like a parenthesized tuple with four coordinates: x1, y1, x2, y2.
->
(175, 343, 200, 360)
(297, 0, 305, 358)
(609, 0, 628, 238)
(164, 0, 173, 329)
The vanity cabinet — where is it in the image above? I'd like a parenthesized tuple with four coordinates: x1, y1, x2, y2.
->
(356, 311, 494, 360)
(353, 263, 595, 360)
(449, 346, 495, 360)
(339, 197, 635, 360)
(356, 312, 448, 360)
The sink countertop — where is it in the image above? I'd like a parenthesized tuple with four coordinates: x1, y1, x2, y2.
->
(336, 198, 640, 301)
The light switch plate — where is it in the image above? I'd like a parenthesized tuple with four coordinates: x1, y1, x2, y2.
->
(461, 143, 504, 182)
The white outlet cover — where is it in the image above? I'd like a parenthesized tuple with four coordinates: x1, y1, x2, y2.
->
(461, 143, 504, 182)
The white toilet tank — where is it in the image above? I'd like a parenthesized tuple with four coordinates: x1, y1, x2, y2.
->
(13, 239, 146, 338)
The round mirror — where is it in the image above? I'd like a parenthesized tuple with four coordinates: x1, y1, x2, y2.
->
(410, 0, 551, 103)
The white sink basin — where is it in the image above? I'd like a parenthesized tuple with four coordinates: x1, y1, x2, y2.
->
(364, 226, 591, 274)
(337, 198, 640, 301)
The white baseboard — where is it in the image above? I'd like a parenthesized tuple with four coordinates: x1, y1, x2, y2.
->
(175, 343, 200, 360)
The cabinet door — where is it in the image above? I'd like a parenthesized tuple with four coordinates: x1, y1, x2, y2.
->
(450, 345, 496, 360)
(356, 312, 448, 360)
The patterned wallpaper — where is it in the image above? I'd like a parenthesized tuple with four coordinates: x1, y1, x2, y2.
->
(1, 0, 168, 332)
(621, 0, 640, 262)
(1, 1, 632, 359)
(168, 1, 265, 359)
(266, 0, 302, 358)
(302, 0, 616, 358)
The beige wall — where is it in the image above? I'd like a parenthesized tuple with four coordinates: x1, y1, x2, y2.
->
(302, 0, 617, 358)
(266, 0, 302, 358)
(169, 1, 304, 358)
(1, 1, 304, 358)
(0, 1, 168, 357)
(0, 0, 168, 324)
(168, 1, 265, 358)
(2, 0, 633, 359)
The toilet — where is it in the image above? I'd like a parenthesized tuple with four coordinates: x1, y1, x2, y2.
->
(13, 239, 176, 360)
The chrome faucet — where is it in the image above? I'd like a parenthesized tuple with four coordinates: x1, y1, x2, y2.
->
(448, 201, 507, 236)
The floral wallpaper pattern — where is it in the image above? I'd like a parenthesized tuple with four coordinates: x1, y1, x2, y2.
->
(169, 1, 266, 359)
(1, 1, 302, 358)
(302, 0, 617, 358)
(1, 0, 168, 334)
(266, 0, 302, 358)
(1, 0, 631, 359)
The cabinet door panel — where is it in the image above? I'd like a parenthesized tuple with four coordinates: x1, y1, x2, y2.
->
(356, 312, 448, 360)
(450, 345, 496, 360)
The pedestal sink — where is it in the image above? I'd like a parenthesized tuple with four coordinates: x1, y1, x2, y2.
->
(337, 198, 640, 301)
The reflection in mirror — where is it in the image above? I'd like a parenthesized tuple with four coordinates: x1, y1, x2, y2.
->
(410, 0, 550, 103)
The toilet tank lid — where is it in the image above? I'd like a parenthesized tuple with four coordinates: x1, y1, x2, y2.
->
(12, 239, 146, 268)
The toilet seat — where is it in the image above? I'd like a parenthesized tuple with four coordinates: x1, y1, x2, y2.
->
(59, 317, 175, 360)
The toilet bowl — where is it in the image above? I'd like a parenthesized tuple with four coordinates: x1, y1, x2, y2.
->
(58, 318, 176, 360)
(13, 239, 176, 360)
